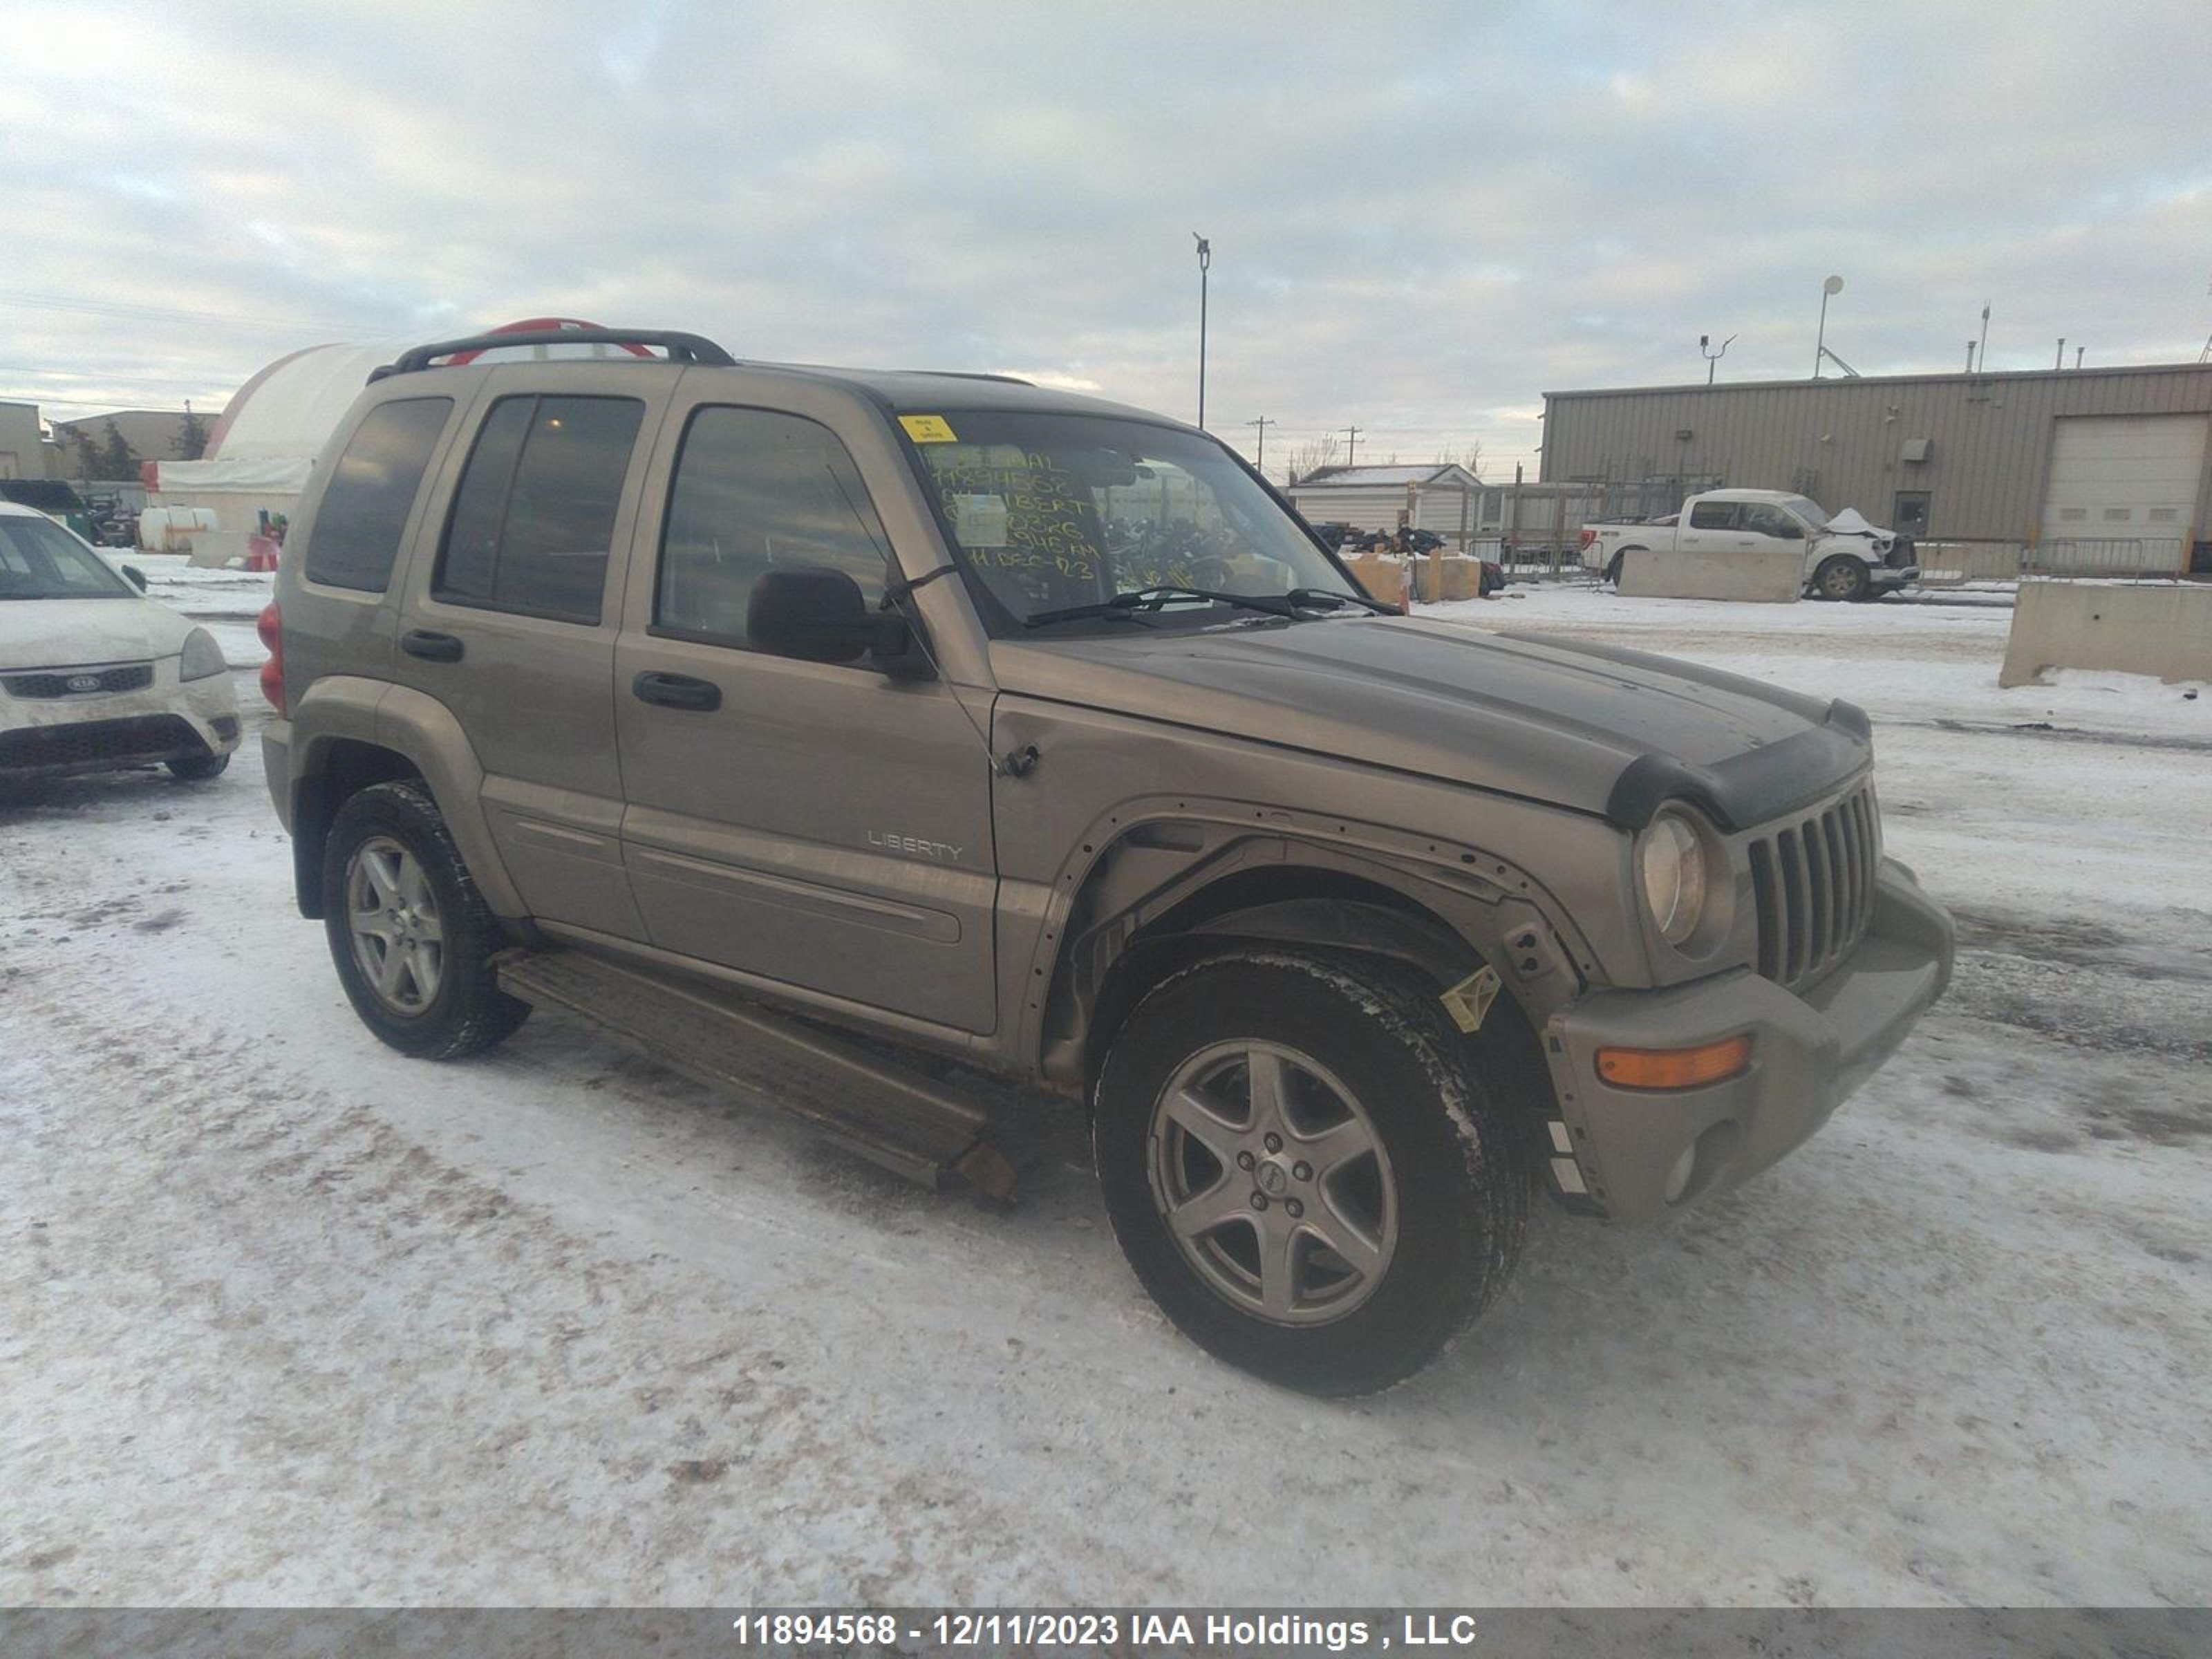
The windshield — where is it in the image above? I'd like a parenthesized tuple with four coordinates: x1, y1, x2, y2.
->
(0, 515, 134, 600)
(1780, 495, 1830, 530)
(903, 411, 1360, 630)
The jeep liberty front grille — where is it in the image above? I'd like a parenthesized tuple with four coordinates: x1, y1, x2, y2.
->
(1746, 784, 1880, 990)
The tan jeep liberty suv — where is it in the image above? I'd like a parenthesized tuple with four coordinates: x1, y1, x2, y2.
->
(258, 327, 1953, 1394)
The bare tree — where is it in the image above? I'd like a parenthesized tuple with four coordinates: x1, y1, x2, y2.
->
(1284, 431, 1341, 485)
(1435, 440, 1483, 477)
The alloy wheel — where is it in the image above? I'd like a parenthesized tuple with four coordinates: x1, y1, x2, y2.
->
(345, 836, 444, 1015)
(1147, 1040, 1398, 1324)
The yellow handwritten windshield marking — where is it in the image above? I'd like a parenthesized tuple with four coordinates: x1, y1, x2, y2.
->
(899, 415, 959, 444)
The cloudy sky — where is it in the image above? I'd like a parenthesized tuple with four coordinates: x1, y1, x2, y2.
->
(3, 0, 2209, 478)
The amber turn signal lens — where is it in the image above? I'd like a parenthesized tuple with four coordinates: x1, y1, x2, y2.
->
(1595, 1035, 1752, 1091)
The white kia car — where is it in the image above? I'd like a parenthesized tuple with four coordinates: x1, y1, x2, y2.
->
(1, 501, 241, 782)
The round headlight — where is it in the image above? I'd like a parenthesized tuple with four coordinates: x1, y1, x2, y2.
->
(179, 626, 227, 682)
(1638, 812, 1709, 946)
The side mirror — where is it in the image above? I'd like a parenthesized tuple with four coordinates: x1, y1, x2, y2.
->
(1778, 521, 1803, 541)
(747, 566, 930, 677)
(122, 564, 149, 591)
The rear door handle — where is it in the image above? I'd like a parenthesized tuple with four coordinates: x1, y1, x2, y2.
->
(402, 629, 465, 663)
(632, 670, 722, 712)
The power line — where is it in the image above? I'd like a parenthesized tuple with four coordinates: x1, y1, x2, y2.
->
(0, 364, 245, 390)
(0, 391, 204, 410)
(0, 287, 377, 335)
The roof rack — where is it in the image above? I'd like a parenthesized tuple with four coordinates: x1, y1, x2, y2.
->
(369, 328, 737, 382)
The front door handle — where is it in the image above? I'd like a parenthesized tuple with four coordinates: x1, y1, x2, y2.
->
(632, 670, 722, 712)
(402, 629, 465, 663)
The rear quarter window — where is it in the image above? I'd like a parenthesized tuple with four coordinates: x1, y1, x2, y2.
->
(305, 397, 453, 592)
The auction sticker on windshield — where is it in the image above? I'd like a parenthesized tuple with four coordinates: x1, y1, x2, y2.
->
(899, 414, 959, 443)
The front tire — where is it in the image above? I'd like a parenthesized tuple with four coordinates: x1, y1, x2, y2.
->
(1812, 555, 1870, 602)
(165, 751, 230, 780)
(1605, 550, 1627, 585)
(321, 778, 529, 1060)
(1093, 950, 1529, 1396)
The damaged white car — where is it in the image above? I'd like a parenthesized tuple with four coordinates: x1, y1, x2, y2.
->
(1580, 489, 1920, 600)
(0, 503, 241, 782)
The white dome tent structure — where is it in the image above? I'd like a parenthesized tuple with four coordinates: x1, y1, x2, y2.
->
(144, 318, 648, 563)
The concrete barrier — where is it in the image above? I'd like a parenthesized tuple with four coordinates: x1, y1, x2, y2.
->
(1617, 546, 1805, 603)
(1999, 580, 2212, 687)
(1411, 556, 1484, 602)
(1342, 552, 1408, 608)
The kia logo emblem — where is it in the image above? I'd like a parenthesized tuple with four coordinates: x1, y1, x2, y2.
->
(65, 674, 101, 692)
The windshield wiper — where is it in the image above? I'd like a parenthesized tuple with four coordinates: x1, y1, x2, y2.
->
(1024, 585, 1302, 628)
(1287, 586, 1394, 615)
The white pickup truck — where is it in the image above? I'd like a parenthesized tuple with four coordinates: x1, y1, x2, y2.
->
(1579, 489, 1918, 601)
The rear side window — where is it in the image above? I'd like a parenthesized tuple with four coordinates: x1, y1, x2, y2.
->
(654, 406, 893, 650)
(436, 395, 644, 624)
(306, 397, 452, 592)
(1688, 500, 1737, 529)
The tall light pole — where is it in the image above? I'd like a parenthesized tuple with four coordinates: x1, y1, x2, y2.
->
(1343, 424, 1362, 466)
(1193, 232, 1211, 429)
(1246, 415, 1274, 471)
(1813, 274, 1843, 377)
(1700, 332, 1735, 385)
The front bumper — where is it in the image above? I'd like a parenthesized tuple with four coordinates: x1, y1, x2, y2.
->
(0, 659, 241, 778)
(1541, 859, 1953, 1221)
(1869, 563, 1919, 590)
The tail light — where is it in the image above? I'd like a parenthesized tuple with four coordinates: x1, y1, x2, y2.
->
(256, 600, 286, 714)
(1578, 527, 1596, 549)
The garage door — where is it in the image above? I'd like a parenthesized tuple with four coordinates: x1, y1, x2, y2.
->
(2040, 414, 2209, 554)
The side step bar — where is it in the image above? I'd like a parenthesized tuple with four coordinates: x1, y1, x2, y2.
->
(494, 948, 1013, 1199)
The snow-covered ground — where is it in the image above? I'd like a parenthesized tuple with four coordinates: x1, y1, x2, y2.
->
(3, 576, 2207, 1607)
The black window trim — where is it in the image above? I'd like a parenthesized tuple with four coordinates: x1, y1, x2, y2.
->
(431, 391, 644, 628)
(644, 400, 900, 659)
(301, 393, 458, 597)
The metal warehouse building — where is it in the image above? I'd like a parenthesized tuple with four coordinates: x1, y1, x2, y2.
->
(1541, 362, 2212, 572)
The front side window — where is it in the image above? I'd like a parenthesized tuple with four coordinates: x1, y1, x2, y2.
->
(1688, 500, 1737, 530)
(655, 407, 892, 649)
(1739, 504, 1799, 538)
(437, 394, 644, 623)
(0, 514, 133, 600)
(901, 411, 1359, 632)
(1780, 494, 1830, 529)
(306, 396, 453, 592)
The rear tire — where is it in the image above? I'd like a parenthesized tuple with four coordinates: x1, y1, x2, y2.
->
(321, 778, 529, 1060)
(1812, 556, 1870, 602)
(1092, 950, 1529, 1396)
(1605, 550, 1627, 585)
(165, 751, 229, 780)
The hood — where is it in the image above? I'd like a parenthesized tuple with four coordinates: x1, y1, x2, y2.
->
(0, 596, 194, 672)
(991, 615, 1871, 830)
(1824, 508, 1894, 540)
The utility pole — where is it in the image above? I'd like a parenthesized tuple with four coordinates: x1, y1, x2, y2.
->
(1192, 233, 1211, 429)
(1246, 415, 1274, 472)
(1343, 424, 1362, 466)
